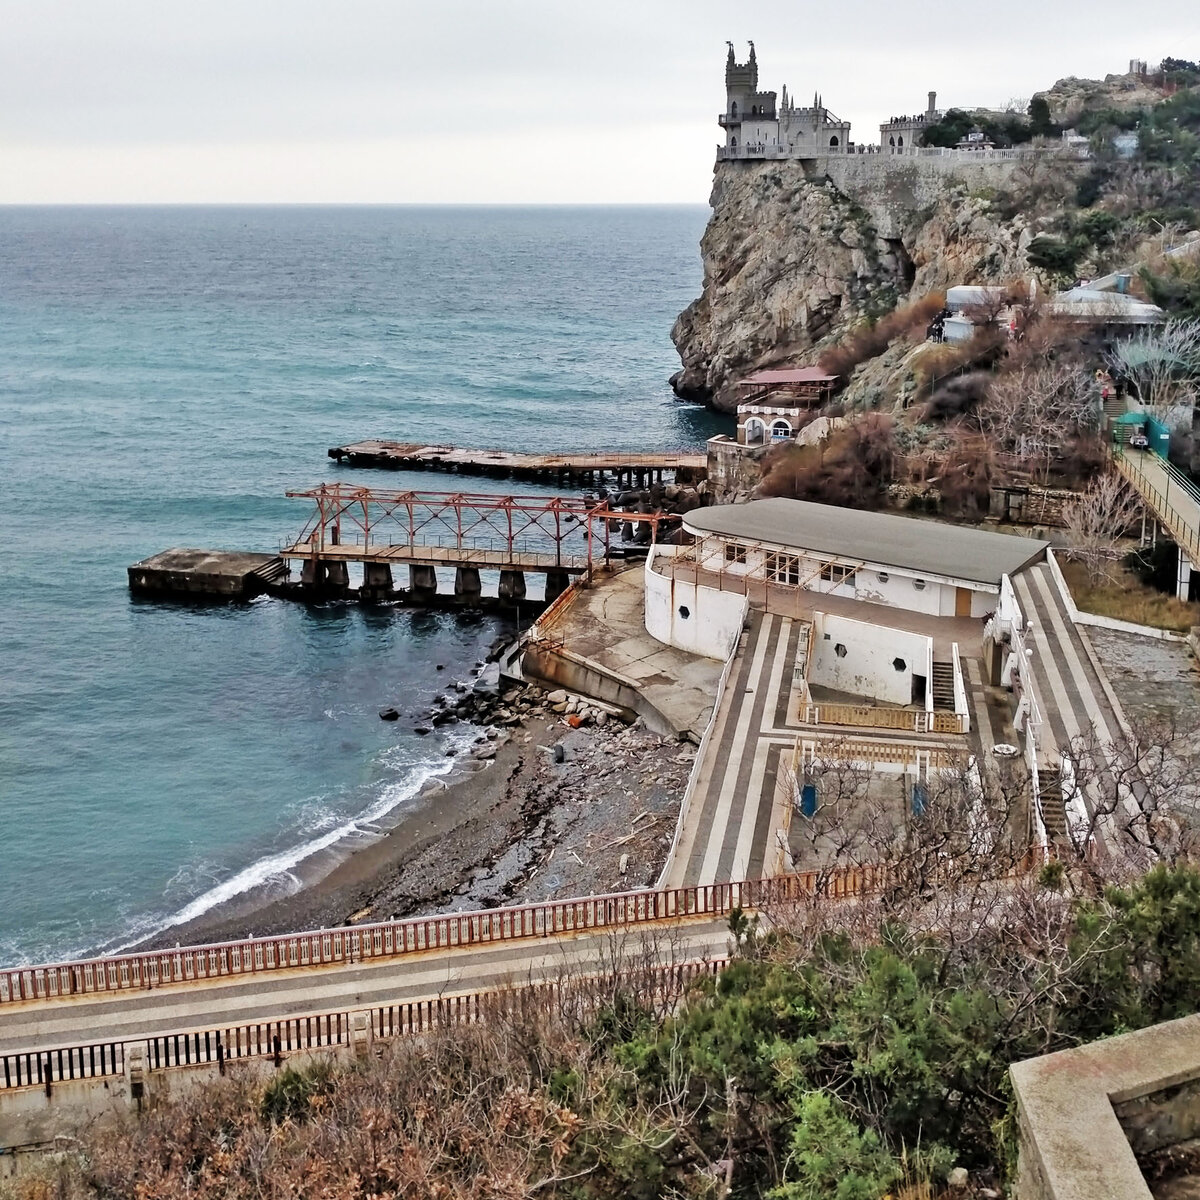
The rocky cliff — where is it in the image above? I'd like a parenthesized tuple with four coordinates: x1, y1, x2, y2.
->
(671, 156, 1068, 411)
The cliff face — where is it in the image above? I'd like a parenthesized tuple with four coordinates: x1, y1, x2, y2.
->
(671, 158, 1044, 411)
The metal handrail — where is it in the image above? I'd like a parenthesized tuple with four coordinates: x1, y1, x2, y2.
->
(1, 870, 892, 1007)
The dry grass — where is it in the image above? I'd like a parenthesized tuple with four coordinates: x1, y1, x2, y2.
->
(1060, 558, 1200, 633)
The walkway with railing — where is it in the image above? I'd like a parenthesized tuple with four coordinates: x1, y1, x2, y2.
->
(1113, 446, 1200, 564)
(0, 871, 897, 1098)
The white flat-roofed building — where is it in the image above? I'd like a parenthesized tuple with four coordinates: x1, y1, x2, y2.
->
(676, 498, 1047, 621)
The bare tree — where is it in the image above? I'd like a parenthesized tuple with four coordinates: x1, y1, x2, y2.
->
(1061, 471, 1143, 584)
(1107, 318, 1200, 419)
(978, 362, 1100, 483)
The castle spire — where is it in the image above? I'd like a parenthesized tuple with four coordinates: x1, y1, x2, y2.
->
(748, 39, 756, 64)
(726, 40, 735, 65)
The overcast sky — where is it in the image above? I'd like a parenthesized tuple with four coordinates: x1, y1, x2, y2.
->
(0, 0, 1193, 204)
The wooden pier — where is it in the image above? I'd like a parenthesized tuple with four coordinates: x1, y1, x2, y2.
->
(327, 441, 707, 488)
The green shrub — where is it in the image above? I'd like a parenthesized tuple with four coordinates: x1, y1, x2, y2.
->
(259, 1060, 336, 1125)
(1027, 234, 1086, 276)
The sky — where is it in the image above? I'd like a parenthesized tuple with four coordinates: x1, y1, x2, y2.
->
(0, 0, 1194, 204)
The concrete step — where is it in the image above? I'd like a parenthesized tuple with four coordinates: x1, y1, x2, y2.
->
(1038, 767, 1068, 842)
(931, 661, 956, 712)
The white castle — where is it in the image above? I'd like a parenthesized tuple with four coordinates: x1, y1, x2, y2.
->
(717, 42, 852, 160)
(717, 43, 998, 162)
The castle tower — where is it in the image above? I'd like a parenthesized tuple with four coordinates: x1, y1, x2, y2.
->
(724, 40, 762, 127)
(717, 42, 847, 160)
(725, 40, 758, 95)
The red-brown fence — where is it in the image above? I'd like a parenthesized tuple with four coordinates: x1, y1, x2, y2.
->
(0, 961, 726, 1093)
(0, 872, 885, 1007)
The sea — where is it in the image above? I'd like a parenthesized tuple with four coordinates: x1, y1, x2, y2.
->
(0, 204, 725, 965)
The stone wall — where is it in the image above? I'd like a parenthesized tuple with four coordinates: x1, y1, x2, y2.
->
(806, 154, 1027, 240)
(706, 436, 769, 504)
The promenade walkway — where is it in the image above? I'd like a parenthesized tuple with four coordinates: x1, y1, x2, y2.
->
(1009, 562, 1135, 850)
(664, 612, 800, 887)
(1114, 448, 1200, 596)
(0, 921, 729, 1059)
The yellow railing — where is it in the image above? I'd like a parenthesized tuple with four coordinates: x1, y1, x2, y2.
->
(802, 703, 966, 735)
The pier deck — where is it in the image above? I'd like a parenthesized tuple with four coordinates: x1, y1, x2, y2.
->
(328, 441, 707, 485)
(280, 541, 590, 574)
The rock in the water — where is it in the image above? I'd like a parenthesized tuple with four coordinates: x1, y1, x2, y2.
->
(378, 707, 400, 721)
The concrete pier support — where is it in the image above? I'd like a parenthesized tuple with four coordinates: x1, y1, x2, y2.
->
(324, 561, 350, 590)
(454, 566, 482, 600)
(360, 562, 393, 601)
(544, 570, 570, 603)
(1177, 549, 1196, 601)
(300, 559, 319, 586)
(409, 565, 438, 598)
(498, 569, 526, 602)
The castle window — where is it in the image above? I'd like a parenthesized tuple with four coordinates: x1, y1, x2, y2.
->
(730, 135, 738, 150)
(829, 135, 839, 147)
(897, 135, 904, 148)
(731, 101, 738, 117)
(889, 136, 895, 147)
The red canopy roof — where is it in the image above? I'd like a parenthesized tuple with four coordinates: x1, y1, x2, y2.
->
(739, 366, 838, 386)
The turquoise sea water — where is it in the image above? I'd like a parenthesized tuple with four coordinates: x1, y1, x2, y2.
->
(0, 205, 723, 964)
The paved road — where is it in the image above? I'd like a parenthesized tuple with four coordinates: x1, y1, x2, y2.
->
(0, 921, 730, 1055)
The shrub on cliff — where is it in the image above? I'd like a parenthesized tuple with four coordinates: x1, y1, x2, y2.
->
(817, 293, 947, 380)
(758, 416, 895, 509)
(1026, 233, 1086, 278)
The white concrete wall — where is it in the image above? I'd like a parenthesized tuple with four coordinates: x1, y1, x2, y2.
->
(809, 612, 932, 705)
(645, 548, 748, 660)
(694, 535, 999, 618)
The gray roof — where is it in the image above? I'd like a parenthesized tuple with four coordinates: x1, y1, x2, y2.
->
(683, 499, 1047, 586)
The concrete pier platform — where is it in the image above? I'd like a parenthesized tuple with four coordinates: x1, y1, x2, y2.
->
(327, 441, 707, 486)
(128, 549, 287, 600)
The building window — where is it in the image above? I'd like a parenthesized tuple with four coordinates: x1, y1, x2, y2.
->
(829, 135, 839, 147)
(724, 542, 747, 565)
(834, 643, 848, 658)
(766, 552, 800, 586)
(678, 605, 690, 619)
(819, 562, 856, 587)
(892, 657, 907, 671)
(770, 419, 793, 441)
(913, 579, 927, 591)
(877, 571, 889, 583)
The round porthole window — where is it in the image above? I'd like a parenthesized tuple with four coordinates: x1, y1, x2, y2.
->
(893, 657, 906, 671)
(834, 643, 847, 658)
(914, 579, 926, 591)
(678, 605, 690, 619)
